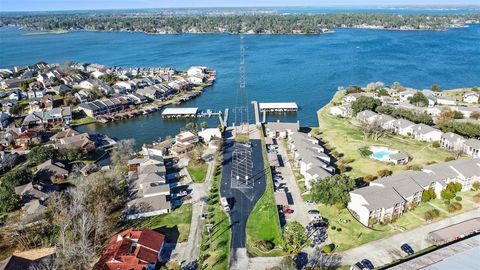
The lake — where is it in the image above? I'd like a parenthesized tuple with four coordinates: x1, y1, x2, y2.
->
(1, 24, 479, 146)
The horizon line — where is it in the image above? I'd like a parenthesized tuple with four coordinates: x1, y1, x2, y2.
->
(1, 4, 480, 13)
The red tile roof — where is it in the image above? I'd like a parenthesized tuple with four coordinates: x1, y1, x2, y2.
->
(94, 228, 165, 270)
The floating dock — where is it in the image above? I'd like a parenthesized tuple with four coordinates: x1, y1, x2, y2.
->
(258, 102, 298, 112)
(162, 107, 198, 118)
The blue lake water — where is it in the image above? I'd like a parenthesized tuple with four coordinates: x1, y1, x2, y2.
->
(1, 24, 480, 147)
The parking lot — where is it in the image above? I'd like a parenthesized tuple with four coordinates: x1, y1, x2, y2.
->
(269, 140, 315, 227)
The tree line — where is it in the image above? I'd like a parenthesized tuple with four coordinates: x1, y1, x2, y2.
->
(1, 13, 480, 34)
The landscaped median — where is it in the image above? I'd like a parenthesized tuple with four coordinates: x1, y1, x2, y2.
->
(187, 159, 209, 183)
(245, 132, 284, 257)
(198, 164, 231, 270)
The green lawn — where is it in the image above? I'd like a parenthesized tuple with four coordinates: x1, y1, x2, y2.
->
(187, 160, 209, 183)
(124, 203, 193, 243)
(245, 133, 284, 257)
(70, 116, 96, 126)
(317, 91, 457, 179)
(199, 164, 231, 270)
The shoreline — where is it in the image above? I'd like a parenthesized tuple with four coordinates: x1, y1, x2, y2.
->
(5, 23, 478, 36)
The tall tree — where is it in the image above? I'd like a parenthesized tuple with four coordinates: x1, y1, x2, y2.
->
(282, 221, 309, 254)
(311, 175, 355, 206)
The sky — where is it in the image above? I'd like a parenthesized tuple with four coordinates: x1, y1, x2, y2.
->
(0, 0, 477, 12)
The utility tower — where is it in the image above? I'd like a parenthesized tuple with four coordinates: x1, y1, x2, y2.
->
(234, 36, 249, 134)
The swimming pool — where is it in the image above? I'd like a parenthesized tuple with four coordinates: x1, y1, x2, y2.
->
(369, 146, 399, 161)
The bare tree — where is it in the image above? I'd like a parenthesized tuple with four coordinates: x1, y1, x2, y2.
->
(305, 248, 342, 270)
(111, 138, 136, 167)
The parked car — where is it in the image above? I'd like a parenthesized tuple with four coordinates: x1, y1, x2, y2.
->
(401, 243, 414, 255)
(350, 262, 364, 270)
(361, 259, 374, 269)
(308, 209, 320, 215)
(284, 208, 294, 214)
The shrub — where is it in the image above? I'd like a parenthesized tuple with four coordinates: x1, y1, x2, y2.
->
(473, 193, 480, 203)
(432, 141, 440, 148)
(377, 169, 393, 177)
(424, 209, 440, 221)
(421, 188, 437, 203)
(337, 164, 347, 173)
(322, 244, 334, 253)
(336, 228, 342, 232)
(455, 196, 462, 201)
(405, 164, 422, 171)
(447, 202, 462, 213)
(331, 151, 339, 158)
(358, 147, 373, 157)
(331, 226, 336, 230)
(343, 157, 355, 164)
(444, 156, 455, 162)
(256, 240, 275, 252)
(472, 182, 480, 191)
(363, 175, 376, 183)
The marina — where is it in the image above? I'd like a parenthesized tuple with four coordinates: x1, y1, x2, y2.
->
(258, 102, 298, 113)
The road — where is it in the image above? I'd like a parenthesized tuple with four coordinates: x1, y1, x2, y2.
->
(220, 126, 267, 269)
(340, 208, 480, 266)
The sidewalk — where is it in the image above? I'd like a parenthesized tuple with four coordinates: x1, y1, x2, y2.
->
(340, 208, 480, 266)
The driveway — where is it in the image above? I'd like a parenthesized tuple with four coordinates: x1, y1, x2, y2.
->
(275, 141, 311, 227)
(340, 208, 480, 266)
(179, 159, 215, 266)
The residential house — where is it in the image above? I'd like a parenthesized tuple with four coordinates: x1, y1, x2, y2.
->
(35, 159, 69, 183)
(343, 93, 363, 103)
(198, 128, 222, 143)
(22, 111, 44, 127)
(391, 119, 415, 136)
(356, 110, 378, 124)
(56, 133, 95, 151)
(454, 106, 480, 119)
(411, 124, 443, 142)
(78, 102, 101, 117)
(463, 139, 480, 158)
(127, 93, 148, 104)
(423, 158, 480, 192)
(75, 90, 92, 103)
(264, 121, 300, 139)
(375, 114, 396, 130)
(94, 228, 165, 270)
(463, 91, 479, 104)
(436, 96, 457, 106)
(50, 84, 72, 95)
(399, 90, 416, 102)
(137, 87, 163, 100)
(329, 105, 351, 117)
(440, 132, 466, 152)
(49, 128, 79, 143)
(79, 80, 96, 90)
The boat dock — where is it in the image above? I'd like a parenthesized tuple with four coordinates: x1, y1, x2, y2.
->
(258, 102, 298, 113)
(162, 107, 199, 118)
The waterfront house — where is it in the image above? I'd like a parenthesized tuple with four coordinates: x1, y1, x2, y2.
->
(56, 133, 95, 151)
(265, 121, 300, 139)
(78, 102, 101, 117)
(463, 91, 479, 104)
(463, 139, 480, 158)
(440, 132, 466, 152)
(188, 76, 204, 84)
(137, 87, 163, 100)
(50, 128, 79, 142)
(187, 66, 207, 77)
(391, 119, 415, 136)
(92, 100, 108, 115)
(198, 128, 222, 143)
(411, 124, 443, 142)
(94, 228, 165, 270)
(127, 93, 148, 104)
(343, 93, 363, 103)
(399, 90, 416, 102)
(329, 105, 351, 117)
(356, 110, 378, 124)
